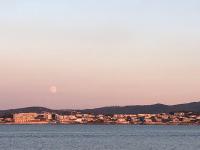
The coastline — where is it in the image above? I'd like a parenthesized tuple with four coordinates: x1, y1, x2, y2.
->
(1, 111, 200, 126)
(0, 122, 199, 125)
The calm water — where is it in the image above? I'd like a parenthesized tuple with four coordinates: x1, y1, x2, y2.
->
(0, 125, 200, 150)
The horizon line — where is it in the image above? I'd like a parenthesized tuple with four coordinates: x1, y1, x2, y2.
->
(1, 100, 199, 111)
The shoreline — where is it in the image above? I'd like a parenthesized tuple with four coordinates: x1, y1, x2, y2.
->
(0, 122, 199, 125)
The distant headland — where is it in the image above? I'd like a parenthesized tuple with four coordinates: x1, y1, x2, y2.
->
(1, 101, 200, 116)
(0, 101, 200, 125)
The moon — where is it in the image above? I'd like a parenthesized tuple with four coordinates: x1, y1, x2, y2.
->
(49, 86, 57, 94)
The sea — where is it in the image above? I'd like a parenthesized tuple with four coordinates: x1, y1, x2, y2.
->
(0, 125, 199, 150)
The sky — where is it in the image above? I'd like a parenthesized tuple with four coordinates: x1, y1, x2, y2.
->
(0, 0, 200, 109)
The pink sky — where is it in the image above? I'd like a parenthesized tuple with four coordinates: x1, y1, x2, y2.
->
(0, 1, 200, 109)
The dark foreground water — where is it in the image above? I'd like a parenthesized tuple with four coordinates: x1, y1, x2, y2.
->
(0, 125, 200, 150)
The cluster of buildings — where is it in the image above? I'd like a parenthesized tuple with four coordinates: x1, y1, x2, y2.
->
(1, 112, 200, 125)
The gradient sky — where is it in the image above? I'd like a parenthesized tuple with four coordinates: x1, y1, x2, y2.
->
(0, 0, 200, 109)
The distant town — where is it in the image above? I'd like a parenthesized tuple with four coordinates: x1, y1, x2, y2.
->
(1, 111, 200, 125)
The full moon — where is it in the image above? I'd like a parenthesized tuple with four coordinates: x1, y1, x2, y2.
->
(49, 86, 57, 94)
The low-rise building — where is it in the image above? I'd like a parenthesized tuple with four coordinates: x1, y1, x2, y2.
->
(13, 113, 38, 123)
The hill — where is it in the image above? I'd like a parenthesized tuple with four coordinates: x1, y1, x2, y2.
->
(0, 107, 71, 117)
(80, 102, 200, 114)
(0, 101, 200, 117)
